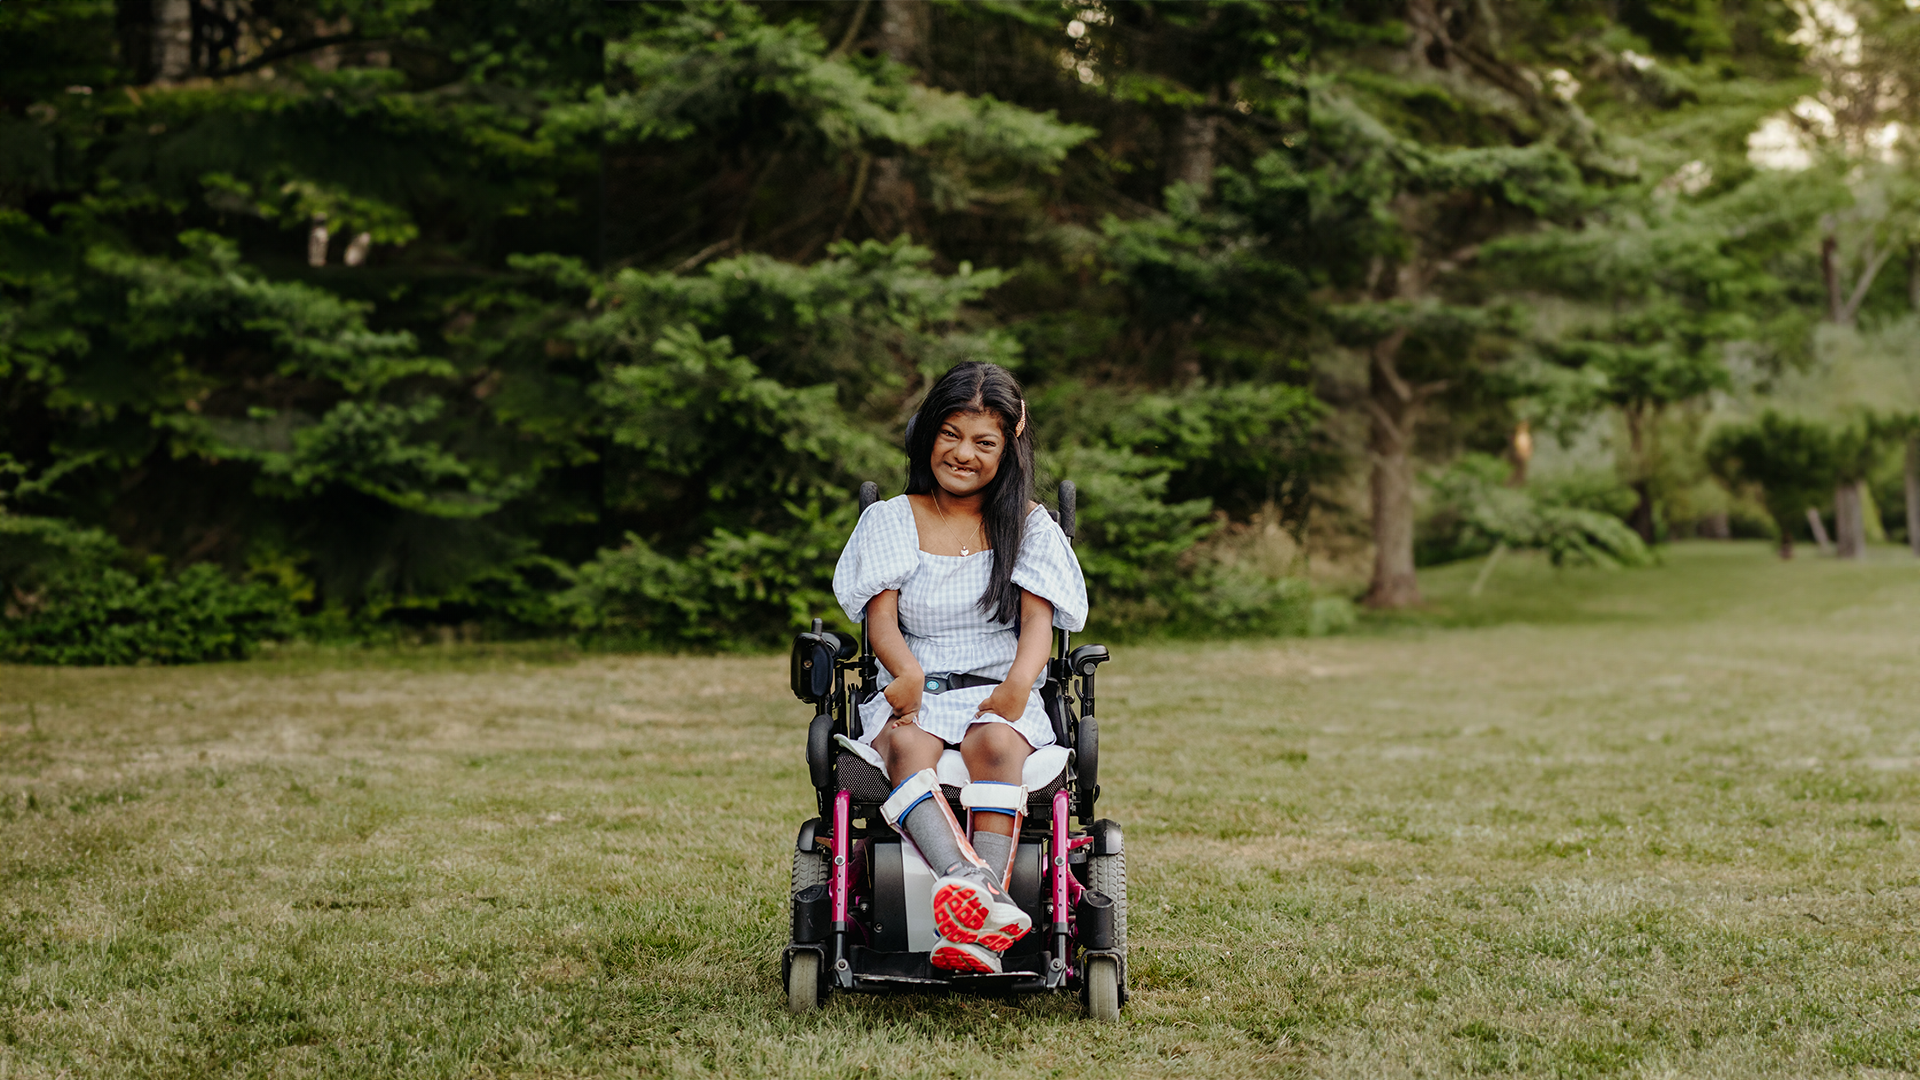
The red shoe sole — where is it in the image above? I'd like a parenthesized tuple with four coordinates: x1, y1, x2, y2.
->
(930, 944, 998, 973)
(975, 923, 1028, 952)
(933, 881, 1030, 950)
(932, 881, 991, 944)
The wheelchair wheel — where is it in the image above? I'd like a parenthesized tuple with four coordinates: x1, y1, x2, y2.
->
(793, 849, 828, 893)
(787, 950, 820, 1014)
(1081, 844, 1127, 1019)
(1087, 849, 1128, 954)
(1084, 956, 1121, 1021)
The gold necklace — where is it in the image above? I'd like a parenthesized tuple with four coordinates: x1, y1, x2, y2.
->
(931, 493, 984, 556)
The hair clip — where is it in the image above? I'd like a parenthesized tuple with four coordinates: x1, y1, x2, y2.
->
(1015, 399, 1027, 438)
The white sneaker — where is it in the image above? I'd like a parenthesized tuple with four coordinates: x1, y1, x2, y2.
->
(931, 869, 1031, 952)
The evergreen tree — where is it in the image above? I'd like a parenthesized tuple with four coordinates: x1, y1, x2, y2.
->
(1, 0, 1328, 651)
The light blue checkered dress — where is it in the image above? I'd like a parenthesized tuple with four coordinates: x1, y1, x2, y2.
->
(834, 495, 1089, 750)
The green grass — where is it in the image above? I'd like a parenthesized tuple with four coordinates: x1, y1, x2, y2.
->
(5, 540, 1920, 1077)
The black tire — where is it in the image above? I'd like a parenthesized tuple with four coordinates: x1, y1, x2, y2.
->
(787, 950, 820, 1013)
(1084, 955, 1121, 1021)
(793, 850, 828, 894)
(1087, 850, 1128, 954)
(788, 850, 829, 1013)
(1084, 849, 1127, 1014)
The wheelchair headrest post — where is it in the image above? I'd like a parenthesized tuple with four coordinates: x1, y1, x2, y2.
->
(1057, 480, 1076, 544)
(855, 481, 878, 683)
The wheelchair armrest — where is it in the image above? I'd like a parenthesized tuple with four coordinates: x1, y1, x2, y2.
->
(1066, 643, 1111, 677)
(791, 620, 860, 705)
(824, 630, 857, 661)
(791, 634, 833, 704)
(807, 713, 835, 792)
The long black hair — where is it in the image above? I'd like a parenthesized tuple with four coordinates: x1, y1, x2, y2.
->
(904, 361, 1035, 625)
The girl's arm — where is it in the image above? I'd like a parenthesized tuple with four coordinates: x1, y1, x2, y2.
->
(976, 590, 1053, 722)
(867, 589, 926, 720)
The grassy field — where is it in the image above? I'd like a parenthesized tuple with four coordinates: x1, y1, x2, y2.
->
(4, 541, 1920, 1078)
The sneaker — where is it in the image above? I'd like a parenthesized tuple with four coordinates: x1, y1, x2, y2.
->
(931, 868, 1031, 951)
(930, 937, 1001, 974)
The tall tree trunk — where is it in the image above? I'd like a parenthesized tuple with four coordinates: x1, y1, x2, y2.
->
(1167, 93, 1218, 196)
(1805, 506, 1834, 555)
(1404, 0, 1456, 68)
(876, 0, 925, 66)
(1909, 245, 1920, 313)
(1821, 233, 1844, 323)
(1907, 435, 1920, 557)
(153, 0, 193, 83)
(1834, 480, 1866, 559)
(1628, 480, 1655, 543)
(1624, 405, 1655, 543)
(1365, 329, 1421, 608)
(1506, 419, 1532, 486)
(863, 0, 924, 239)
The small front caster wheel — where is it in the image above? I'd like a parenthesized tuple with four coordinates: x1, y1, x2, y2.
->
(1084, 955, 1121, 1021)
(787, 951, 821, 1014)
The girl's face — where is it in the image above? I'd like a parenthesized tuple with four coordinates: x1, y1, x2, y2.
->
(931, 409, 1006, 498)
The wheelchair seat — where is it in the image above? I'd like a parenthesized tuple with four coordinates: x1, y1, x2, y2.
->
(833, 742, 1070, 811)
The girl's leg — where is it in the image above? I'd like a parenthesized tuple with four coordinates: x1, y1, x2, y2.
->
(875, 722, 1032, 965)
(959, 719, 1032, 789)
(874, 720, 944, 782)
(875, 720, 977, 878)
(959, 721, 1032, 885)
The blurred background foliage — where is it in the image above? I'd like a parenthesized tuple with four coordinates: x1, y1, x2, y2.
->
(2, 0, 1919, 661)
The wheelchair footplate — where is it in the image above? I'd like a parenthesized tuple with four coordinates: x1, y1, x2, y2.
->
(846, 946, 1047, 992)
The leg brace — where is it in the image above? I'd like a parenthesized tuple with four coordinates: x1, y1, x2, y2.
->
(960, 781, 1028, 887)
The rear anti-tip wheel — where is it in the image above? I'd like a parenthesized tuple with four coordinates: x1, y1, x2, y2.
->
(787, 950, 821, 1014)
(1084, 955, 1121, 1021)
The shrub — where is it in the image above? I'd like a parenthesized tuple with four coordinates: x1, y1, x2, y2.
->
(3, 563, 295, 665)
(3, 498, 295, 665)
(1421, 455, 1651, 568)
(1704, 412, 1837, 548)
(554, 501, 853, 651)
(1310, 597, 1358, 636)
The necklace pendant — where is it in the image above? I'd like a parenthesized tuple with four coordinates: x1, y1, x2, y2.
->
(960, 545, 970, 556)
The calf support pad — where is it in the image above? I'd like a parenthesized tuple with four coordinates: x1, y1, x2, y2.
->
(959, 781, 1028, 815)
(881, 768, 943, 828)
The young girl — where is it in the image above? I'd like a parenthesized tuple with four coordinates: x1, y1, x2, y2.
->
(833, 361, 1088, 974)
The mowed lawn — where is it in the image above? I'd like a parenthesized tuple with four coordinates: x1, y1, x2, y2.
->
(4, 543, 1920, 1079)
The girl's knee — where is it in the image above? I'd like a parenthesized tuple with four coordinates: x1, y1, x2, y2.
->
(963, 723, 1028, 771)
(879, 724, 942, 778)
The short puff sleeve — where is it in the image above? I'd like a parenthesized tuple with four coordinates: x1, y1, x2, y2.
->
(1013, 507, 1089, 632)
(833, 496, 917, 623)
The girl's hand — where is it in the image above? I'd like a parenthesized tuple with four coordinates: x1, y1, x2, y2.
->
(883, 677, 924, 723)
(975, 681, 1029, 723)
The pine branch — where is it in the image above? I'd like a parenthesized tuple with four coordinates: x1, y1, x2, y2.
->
(205, 34, 371, 79)
(1839, 242, 1896, 325)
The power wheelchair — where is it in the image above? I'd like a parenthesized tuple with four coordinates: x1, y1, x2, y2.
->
(783, 480, 1125, 1018)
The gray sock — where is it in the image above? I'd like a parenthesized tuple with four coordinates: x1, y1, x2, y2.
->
(971, 829, 1014, 881)
(901, 798, 968, 876)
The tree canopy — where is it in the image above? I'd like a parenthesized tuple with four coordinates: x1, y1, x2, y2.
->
(4, 0, 1918, 659)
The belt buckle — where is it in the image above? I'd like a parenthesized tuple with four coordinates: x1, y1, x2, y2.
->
(923, 672, 953, 695)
